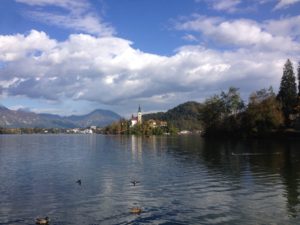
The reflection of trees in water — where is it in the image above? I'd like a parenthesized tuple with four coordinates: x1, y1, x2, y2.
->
(114, 135, 300, 217)
(281, 143, 300, 217)
(201, 138, 300, 218)
(246, 140, 300, 217)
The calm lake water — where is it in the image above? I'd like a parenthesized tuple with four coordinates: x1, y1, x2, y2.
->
(0, 134, 300, 225)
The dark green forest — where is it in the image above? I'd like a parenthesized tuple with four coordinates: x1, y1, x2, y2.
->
(143, 101, 203, 131)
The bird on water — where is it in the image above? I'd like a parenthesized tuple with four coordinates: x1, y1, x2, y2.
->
(130, 207, 142, 214)
(35, 216, 49, 224)
(76, 179, 82, 185)
(130, 180, 140, 186)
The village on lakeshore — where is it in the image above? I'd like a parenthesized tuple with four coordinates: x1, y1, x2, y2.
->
(103, 105, 191, 135)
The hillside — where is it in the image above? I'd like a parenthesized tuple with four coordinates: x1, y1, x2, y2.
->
(0, 106, 121, 128)
(143, 101, 203, 130)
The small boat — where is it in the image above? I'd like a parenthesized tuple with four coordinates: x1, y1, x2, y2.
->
(130, 207, 142, 214)
(35, 216, 49, 224)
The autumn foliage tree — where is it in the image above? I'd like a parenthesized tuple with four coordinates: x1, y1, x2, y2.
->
(201, 87, 244, 135)
(246, 87, 284, 133)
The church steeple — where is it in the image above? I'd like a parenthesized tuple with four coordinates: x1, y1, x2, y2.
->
(137, 105, 142, 124)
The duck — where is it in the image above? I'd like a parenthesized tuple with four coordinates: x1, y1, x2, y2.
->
(35, 216, 49, 224)
(130, 207, 142, 214)
(76, 179, 82, 185)
(130, 180, 140, 186)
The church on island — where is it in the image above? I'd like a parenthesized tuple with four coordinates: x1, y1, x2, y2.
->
(131, 105, 142, 127)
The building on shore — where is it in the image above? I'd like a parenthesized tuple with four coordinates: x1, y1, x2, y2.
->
(131, 105, 142, 127)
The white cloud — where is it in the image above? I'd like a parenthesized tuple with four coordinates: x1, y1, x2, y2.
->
(197, 0, 241, 13)
(0, 30, 56, 61)
(16, 0, 115, 36)
(15, 0, 88, 9)
(199, 0, 300, 13)
(176, 15, 300, 51)
(0, 30, 297, 112)
(264, 15, 300, 39)
(210, 0, 241, 12)
(182, 34, 198, 42)
(274, 0, 300, 9)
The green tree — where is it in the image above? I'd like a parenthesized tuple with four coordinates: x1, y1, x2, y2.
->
(277, 59, 297, 124)
(221, 87, 245, 116)
(167, 124, 179, 135)
(201, 87, 244, 135)
(247, 87, 284, 133)
(201, 95, 225, 131)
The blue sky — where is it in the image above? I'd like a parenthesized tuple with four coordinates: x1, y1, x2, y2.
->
(0, 0, 300, 117)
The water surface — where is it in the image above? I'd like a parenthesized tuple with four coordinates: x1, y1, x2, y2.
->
(0, 134, 300, 224)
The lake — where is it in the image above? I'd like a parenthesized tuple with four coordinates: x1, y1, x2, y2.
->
(0, 134, 300, 225)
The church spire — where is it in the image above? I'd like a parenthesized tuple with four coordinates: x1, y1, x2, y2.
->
(137, 105, 142, 124)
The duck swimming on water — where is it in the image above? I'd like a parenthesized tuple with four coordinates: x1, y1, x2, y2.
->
(35, 216, 49, 224)
(76, 179, 82, 185)
(130, 180, 140, 186)
(130, 207, 142, 214)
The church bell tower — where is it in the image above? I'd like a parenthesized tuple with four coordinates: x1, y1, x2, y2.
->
(137, 105, 142, 124)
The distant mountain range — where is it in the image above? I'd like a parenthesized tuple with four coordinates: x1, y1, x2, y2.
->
(0, 105, 121, 128)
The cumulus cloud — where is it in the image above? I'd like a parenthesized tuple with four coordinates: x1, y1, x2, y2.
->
(175, 15, 300, 51)
(0, 30, 56, 62)
(264, 15, 300, 39)
(16, 0, 114, 36)
(0, 30, 297, 111)
(274, 0, 300, 9)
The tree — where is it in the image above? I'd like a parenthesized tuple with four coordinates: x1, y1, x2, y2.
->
(277, 59, 297, 124)
(298, 61, 300, 96)
(247, 87, 284, 133)
(220, 87, 245, 116)
(201, 87, 245, 135)
(201, 95, 225, 131)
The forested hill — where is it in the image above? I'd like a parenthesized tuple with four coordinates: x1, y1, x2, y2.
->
(143, 101, 203, 130)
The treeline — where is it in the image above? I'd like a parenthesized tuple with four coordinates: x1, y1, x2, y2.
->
(103, 119, 178, 135)
(202, 59, 300, 137)
(0, 127, 66, 134)
(103, 101, 204, 135)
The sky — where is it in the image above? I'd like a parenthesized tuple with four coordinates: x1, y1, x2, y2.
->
(0, 0, 300, 117)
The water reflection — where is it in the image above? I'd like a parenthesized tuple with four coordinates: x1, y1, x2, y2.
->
(281, 143, 300, 217)
(201, 138, 300, 219)
(131, 135, 143, 161)
(0, 135, 300, 224)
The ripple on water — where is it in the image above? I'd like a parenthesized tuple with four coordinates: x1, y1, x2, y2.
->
(0, 135, 300, 224)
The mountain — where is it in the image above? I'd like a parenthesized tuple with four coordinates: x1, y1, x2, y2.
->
(143, 101, 203, 130)
(0, 106, 121, 128)
(64, 109, 122, 127)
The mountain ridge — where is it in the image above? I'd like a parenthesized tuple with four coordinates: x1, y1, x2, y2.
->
(0, 106, 121, 128)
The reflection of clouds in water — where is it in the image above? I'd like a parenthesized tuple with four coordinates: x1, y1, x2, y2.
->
(102, 177, 114, 196)
(131, 135, 143, 163)
(1, 136, 300, 224)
